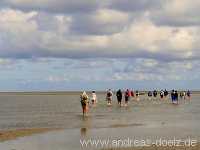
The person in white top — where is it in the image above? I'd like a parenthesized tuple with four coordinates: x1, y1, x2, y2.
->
(91, 91, 97, 104)
(106, 89, 113, 105)
(160, 90, 164, 99)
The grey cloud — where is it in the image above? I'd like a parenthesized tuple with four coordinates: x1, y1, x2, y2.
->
(0, 0, 100, 14)
(149, 0, 200, 26)
(151, 11, 200, 27)
(109, 0, 163, 12)
(109, 0, 200, 27)
(70, 13, 130, 35)
(31, 12, 60, 31)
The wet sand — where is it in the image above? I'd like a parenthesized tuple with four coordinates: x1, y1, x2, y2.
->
(0, 128, 58, 142)
(103, 144, 200, 150)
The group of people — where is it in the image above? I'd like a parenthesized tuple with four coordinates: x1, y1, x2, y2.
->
(147, 89, 191, 104)
(107, 89, 140, 106)
(170, 90, 191, 104)
(80, 89, 191, 116)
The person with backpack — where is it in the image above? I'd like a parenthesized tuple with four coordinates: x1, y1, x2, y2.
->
(160, 90, 164, 99)
(148, 91, 153, 100)
(164, 89, 168, 98)
(174, 91, 179, 104)
(80, 91, 89, 116)
(153, 90, 158, 98)
(135, 90, 140, 101)
(171, 90, 178, 104)
(187, 90, 191, 99)
(116, 89, 123, 106)
(180, 91, 185, 99)
(106, 89, 113, 106)
(124, 89, 130, 106)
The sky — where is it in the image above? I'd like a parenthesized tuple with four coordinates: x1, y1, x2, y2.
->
(0, 0, 200, 91)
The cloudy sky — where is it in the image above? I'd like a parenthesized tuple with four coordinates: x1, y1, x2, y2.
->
(0, 0, 200, 91)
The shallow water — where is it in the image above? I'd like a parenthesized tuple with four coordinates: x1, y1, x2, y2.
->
(0, 92, 199, 149)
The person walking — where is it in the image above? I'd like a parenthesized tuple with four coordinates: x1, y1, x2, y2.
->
(124, 89, 130, 106)
(116, 89, 123, 106)
(80, 91, 89, 116)
(106, 89, 113, 106)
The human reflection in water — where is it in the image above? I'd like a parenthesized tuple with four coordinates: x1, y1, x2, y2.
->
(80, 115, 90, 137)
(80, 127, 87, 137)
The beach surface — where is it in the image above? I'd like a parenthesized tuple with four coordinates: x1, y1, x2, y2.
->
(0, 92, 199, 150)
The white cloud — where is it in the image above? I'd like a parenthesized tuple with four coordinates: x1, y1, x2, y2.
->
(94, 9, 129, 24)
(0, 9, 39, 57)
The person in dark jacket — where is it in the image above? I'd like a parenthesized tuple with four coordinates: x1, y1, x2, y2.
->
(174, 91, 179, 104)
(164, 89, 168, 97)
(187, 90, 191, 99)
(148, 91, 153, 100)
(171, 90, 175, 103)
(116, 89, 123, 106)
(153, 90, 157, 98)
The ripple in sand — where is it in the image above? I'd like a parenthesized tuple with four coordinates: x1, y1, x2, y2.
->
(109, 123, 144, 128)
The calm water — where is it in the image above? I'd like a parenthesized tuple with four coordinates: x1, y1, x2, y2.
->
(0, 92, 199, 150)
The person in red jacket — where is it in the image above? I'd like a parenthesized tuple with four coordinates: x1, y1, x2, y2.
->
(124, 89, 130, 106)
(131, 90, 134, 97)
